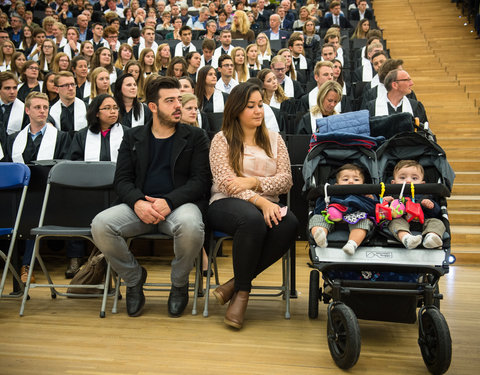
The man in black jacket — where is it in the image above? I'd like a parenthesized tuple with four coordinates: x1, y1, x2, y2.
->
(91, 77, 210, 318)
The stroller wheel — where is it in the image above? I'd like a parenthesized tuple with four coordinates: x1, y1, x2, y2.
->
(308, 270, 320, 319)
(327, 303, 361, 369)
(418, 308, 452, 375)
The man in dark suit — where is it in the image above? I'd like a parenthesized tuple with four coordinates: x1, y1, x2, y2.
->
(91, 77, 210, 318)
(322, 0, 352, 29)
(276, 6, 293, 30)
(366, 69, 428, 124)
(262, 14, 290, 42)
(349, 0, 373, 21)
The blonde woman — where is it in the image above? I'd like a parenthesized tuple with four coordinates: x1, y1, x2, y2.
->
(86, 67, 112, 105)
(255, 32, 272, 64)
(42, 16, 55, 38)
(115, 43, 134, 70)
(257, 68, 288, 110)
(231, 10, 255, 42)
(0, 40, 15, 72)
(297, 80, 342, 134)
(351, 19, 370, 40)
(52, 21, 67, 49)
(156, 43, 171, 74)
(246, 44, 261, 72)
(231, 47, 249, 83)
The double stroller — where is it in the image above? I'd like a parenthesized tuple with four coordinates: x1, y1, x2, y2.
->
(302, 125, 455, 374)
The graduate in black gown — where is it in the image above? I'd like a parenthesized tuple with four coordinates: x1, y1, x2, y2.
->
(113, 73, 152, 129)
(69, 94, 128, 162)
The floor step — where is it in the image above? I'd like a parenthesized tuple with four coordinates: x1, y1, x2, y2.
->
(450, 245, 480, 264)
(451, 172, 480, 184)
(448, 195, 480, 211)
(451, 184, 480, 195)
(449, 160, 480, 172)
(448, 210, 480, 225)
(450, 225, 480, 245)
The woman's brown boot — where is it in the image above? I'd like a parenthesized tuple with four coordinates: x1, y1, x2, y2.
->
(213, 277, 235, 305)
(224, 290, 249, 329)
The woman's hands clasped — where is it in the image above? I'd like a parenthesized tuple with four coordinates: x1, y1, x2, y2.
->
(258, 199, 283, 228)
(224, 176, 258, 195)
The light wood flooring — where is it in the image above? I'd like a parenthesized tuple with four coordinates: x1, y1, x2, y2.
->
(1, 245, 480, 375)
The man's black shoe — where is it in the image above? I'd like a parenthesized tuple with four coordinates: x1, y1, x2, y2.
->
(168, 284, 189, 317)
(126, 267, 147, 317)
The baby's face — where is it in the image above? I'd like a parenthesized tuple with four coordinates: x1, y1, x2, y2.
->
(392, 166, 425, 184)
(337, 170, 364, 185)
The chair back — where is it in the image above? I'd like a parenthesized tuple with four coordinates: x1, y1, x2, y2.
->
(38, 161, 117, 228)
(47, 161, 116, 189)
(0, 163, 31, 190)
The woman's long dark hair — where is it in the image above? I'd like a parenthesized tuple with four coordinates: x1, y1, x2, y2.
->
(86, 94, 118, 134)
(222, 83, 272, 176)
(195, 65, 214, 110)
(114, 73, 141, 121)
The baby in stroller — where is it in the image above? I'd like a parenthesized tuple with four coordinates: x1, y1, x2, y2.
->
(383, 160, 446, 249)
(309, 164, 377, 255)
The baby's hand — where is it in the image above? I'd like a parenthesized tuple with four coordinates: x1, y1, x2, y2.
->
(421, 199, 434, 209)
(383, 196, 394, 203)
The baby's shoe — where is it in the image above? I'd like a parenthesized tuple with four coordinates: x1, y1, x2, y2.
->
(423, 233, 443, 249)
(342, 240, 358, 255)
(313, 229, 328, 248)
(402, 234, 422, 249)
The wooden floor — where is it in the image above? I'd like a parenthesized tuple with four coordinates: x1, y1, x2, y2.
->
(1, 246, 480, 374)
(2, 1, 480, 374)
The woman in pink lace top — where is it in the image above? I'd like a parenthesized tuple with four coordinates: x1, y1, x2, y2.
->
(207, 83, 298, 329)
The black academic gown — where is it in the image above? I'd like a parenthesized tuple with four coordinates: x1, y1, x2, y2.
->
(118, 103, 153, 128)
(69, 125, 129, 161)
(6, 128, 71, 163)
(366, 97, 428, 124)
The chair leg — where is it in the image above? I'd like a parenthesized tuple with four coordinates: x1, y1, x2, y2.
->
(192, 250, 202, 315)
(284, 249, 291, 320)
(19, 237, 40, 316)
(100, 262, 112, 318)
(0, 250, 24, 298)
(112, 273, 122, 314)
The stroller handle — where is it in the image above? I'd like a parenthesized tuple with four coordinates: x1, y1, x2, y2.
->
(307, 183, 451, 201)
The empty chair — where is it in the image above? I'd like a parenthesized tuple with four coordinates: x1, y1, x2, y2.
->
(19, 161, 117, 317)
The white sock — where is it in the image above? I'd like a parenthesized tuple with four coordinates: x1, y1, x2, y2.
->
(313, 228, 328, 248)
(423, 233, 443, 249)
(402, 234, 422, 249)
(342, 240, 358, 255)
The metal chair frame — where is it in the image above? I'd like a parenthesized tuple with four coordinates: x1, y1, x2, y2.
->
(0, 163, 31, 298)
(19, 161, 117, 317)
(202, 231, 292, 319)
(111, 233, 204, 316)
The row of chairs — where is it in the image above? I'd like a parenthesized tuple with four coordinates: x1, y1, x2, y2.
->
(0, 161, 293, 319)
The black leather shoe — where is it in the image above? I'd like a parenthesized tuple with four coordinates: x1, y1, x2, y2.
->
(168, 284, 189, 317)
(65, 257, 84, 279)
(126, 267, 147, 317)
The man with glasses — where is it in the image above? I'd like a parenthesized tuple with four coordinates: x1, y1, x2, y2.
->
(49, 72, 87, 137)
(263, 14, 290, 42)
(91, 77, 210, 318)
(367, 68, 428, 124)
(215, 55, 238, 94)
(270, 55, 303, 99)
(8, 14, 23, 48)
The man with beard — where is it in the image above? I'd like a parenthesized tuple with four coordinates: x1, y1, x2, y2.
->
(91, 77, 210, 318)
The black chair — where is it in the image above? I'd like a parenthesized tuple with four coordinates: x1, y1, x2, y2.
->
(19, 161, 117, 318)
